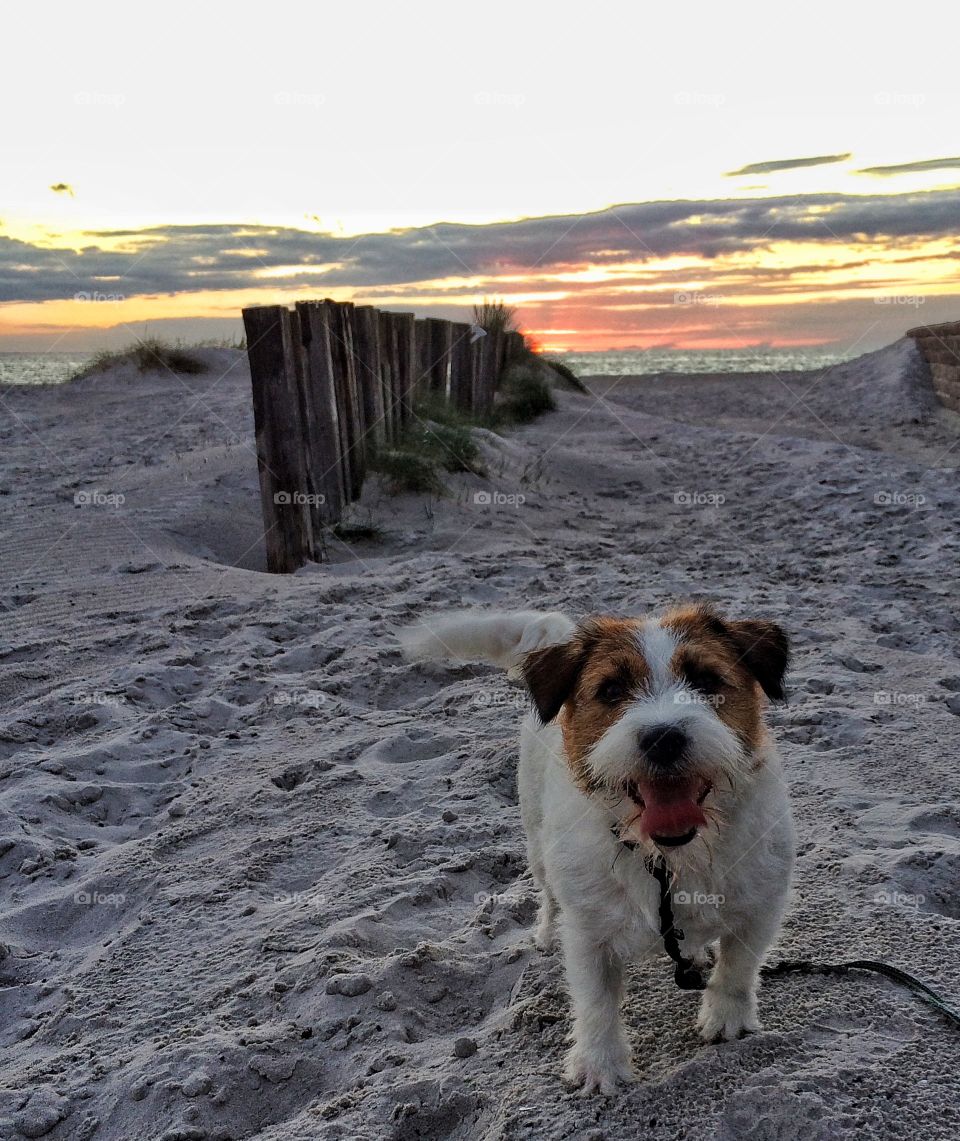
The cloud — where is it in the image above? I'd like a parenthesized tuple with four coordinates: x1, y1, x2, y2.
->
(49, 182, 75, 197)
(856, 156, 960, 177)
(725, 154, 851, 177)
(2, 187, 960, 305)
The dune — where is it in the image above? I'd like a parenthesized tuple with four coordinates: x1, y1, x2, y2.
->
(0, 338, 958, 1139)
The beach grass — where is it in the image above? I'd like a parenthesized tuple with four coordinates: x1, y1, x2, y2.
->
(494, 360, 558, 423)
(369, 398, 487, 494)
(71, 337, 211, 380)
(473, 298, 518, 334)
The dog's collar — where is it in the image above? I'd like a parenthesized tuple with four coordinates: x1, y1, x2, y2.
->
(611, 826, 708, 990)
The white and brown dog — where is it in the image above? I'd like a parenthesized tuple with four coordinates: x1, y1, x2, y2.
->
(401, 604, 795, 1094)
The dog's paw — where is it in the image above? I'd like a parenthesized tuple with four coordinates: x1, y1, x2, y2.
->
(534, 923, 556, 952)
(533, 903, 556, 951)
(697, 985, 759, 1043)
(563, 1044, 634, 1095)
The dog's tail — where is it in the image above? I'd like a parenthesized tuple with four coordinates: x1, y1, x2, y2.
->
(398, 610, 574, 673)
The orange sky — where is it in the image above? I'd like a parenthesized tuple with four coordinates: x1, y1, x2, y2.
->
(3, 2, 959, 353)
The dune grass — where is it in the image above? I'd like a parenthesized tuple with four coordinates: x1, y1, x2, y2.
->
(493, 360, 558, 423)
(71, 338, 211, 380)
(369, 397, 487, 494)
(540, 355, 587, 393)
(472, 298, 518, 335)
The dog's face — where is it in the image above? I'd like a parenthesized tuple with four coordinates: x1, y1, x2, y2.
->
(521, 604, 788, 849)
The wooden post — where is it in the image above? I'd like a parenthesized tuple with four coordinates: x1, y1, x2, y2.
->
(243, 305, 315, 573)
(321, 301, 364, 500)
(467, 334, 482, 416)
(449, 322, 474, 413)
(393, 312, 417, 425)
(504, 330, 525, 364)
(471, 330, 498, 418)
(414, 319, 431, 401)
(352, 306, 386, 447)
(420, 317, 452, 397)
(341, 302, 367, 495)
(295, 301, 346, 529)
(377, 309, 397, 442)
(494, 329, 508, 387)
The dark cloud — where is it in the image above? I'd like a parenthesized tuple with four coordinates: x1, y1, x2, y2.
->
(2, 187, 960, 305)
(725, 154, 851, 176)
(856, 156, 960, 177)
(49, 183, 75, 197)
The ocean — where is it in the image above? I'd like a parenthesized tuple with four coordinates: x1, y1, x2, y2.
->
(0, 345, 856, 387)
(550, 346, 856, 376)
(0, 352, 95, 387)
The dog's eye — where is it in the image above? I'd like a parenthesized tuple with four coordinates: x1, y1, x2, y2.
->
(684, 666, 724, 696)
(595, 679, 628, 704)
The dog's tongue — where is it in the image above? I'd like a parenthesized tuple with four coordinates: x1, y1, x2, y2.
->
(636, 777, 707, 839)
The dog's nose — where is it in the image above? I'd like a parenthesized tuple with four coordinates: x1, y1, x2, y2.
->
(639, 725, 688, 767)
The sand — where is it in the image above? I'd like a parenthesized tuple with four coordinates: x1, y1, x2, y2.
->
(1, 339, 959, 1140)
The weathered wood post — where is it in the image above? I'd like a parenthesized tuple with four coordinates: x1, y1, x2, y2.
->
(504, 330, 525, 364)
(421, 318, 453, 398)
(449, 322, 474, 413)
(414, 319, 431, 402)
(320, 301, 364, 500)
(352, 305, 386, 447)
(295, 301, 346, 528)
(378, 309, 398, 441)
(468, 334, 484, 417)
(242, 304, 315, 573)
(393, 312, 417, 425)
(475, 330, 499, 418)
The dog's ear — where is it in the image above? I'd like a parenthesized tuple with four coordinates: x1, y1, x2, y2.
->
(521, 638, 588, 723)
(722, 619, 790, 702)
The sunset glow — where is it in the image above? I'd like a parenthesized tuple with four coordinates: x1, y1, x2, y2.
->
(3, 1, 959, 353)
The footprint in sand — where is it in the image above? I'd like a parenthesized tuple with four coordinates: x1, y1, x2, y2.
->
(890, 846, 960, 919)
(359, 730, 458, 766)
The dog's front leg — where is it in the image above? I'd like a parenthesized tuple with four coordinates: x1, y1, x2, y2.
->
(561, 926, 633, 1094)
(697, 917, 773, 1042)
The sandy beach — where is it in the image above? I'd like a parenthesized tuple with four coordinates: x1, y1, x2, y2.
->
(1, 339, 959, 1140)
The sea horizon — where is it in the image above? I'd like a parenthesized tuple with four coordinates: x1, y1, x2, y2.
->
(0, 343, 859, 387)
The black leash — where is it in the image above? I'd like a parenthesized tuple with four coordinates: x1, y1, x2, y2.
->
(643, 852, 710, 991)
(618, 837, 960, 1027)
(760, 958, 960, 1027)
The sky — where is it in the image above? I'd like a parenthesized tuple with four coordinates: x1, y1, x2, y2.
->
(2, 0, 959, 353)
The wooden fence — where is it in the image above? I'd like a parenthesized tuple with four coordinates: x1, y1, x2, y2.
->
(906, 320, 960, 414)
(242, 299, 525, 572)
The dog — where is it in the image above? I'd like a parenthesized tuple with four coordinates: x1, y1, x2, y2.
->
(401, 604, 795, 1094)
